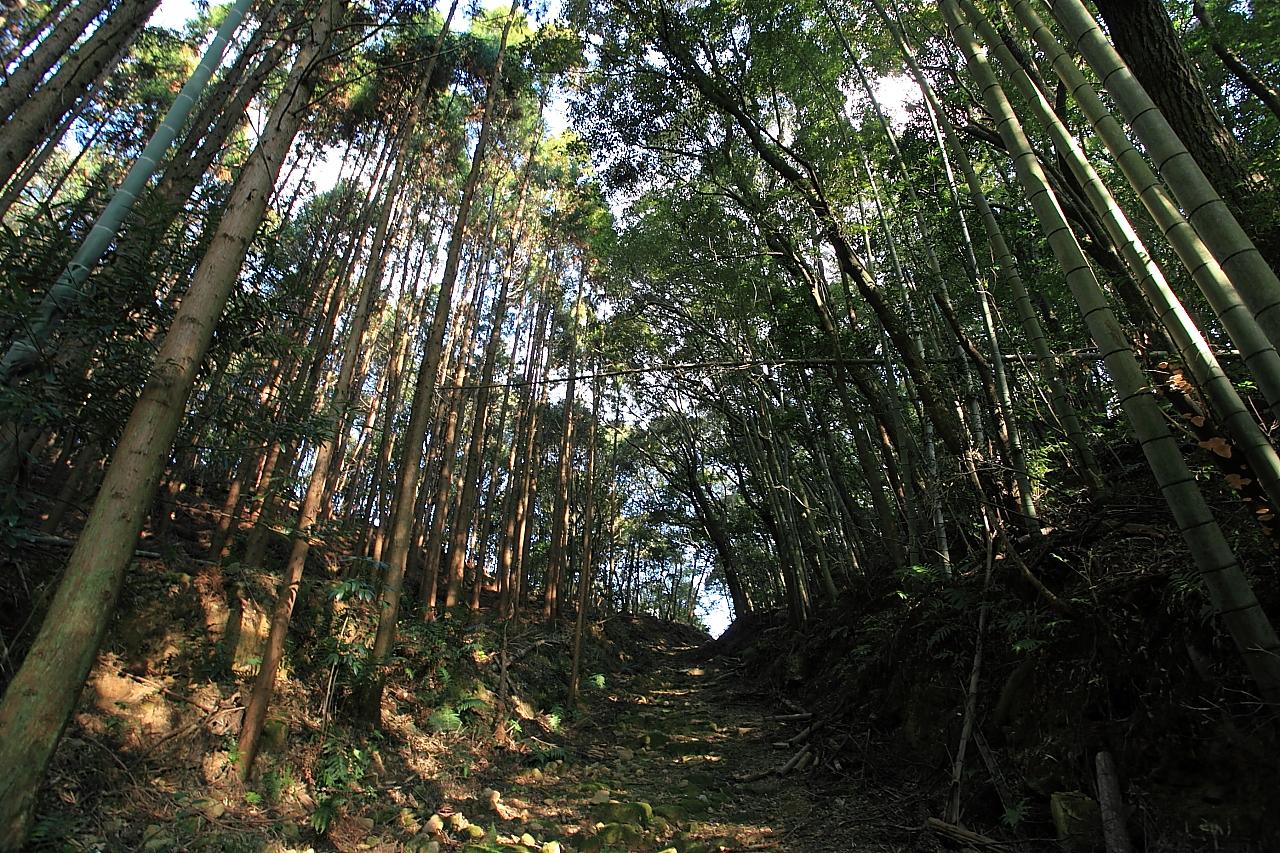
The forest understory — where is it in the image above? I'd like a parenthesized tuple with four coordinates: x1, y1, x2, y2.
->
(3, 0, 1280, 851)
(4, 440, 1278, 852)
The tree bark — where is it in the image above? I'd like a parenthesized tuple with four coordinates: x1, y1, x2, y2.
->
(1092, 0, 1277, 263)
(0, 0, 162, 191)
(357, 0, 515, 724)
(0, 0, 113, 123)
(0, 1, 342, 842)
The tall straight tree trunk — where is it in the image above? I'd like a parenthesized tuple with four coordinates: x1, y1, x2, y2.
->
(239, 140, 392, 570)
(235, 4, 453, 774)
(471, 358, 519, 599)
(420, 268, 487, 614)
(967, 0, 1280, 516)
(0, 2, 343, 843)
(362, 209, 433, 556)
(544, 273, 584, 625)
(0, 0, 162, 190)
(498, 284, 555, 618)
(1090, 0, 1276, 262)
(0, 0, 113, 122)
(108, 14, 289, 273)
(0, 0, 256, 385)
(0, 0, 76, 69)
(0, 98, 89, 220)
(359, 0, 519, 723)
(828, 10, 1031, 530)
(445, 126, 541, 608)
(1011, 0, 1280, 421)
(879, 2, 1103, 490)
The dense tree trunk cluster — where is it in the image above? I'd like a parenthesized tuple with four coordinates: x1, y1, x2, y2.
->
(1, 0, 1278, 847)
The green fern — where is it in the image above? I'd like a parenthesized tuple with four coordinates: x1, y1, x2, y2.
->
(926, 622, 961, 651)
(525, 745, 567, 767)
(428, 706, 463, 732)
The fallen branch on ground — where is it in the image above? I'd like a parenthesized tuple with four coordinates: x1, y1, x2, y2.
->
(924, 817, 1009, 850)
(21, 531, 162, 558)
(733, 742, 812, 783)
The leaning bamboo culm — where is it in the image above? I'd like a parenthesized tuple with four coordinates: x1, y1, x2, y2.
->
(941, 0, 1280, 700)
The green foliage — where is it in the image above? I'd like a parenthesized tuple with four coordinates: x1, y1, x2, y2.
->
(524, 745, 567, 767)
(310, 733, 374, 832)
(544, 706, 564, 732)
(428, 706, 463, 732)
(0, 492, 30, 549)
(310, 798, 339, 835)
(1001, 797, 1031, 829)
(259, 766, 295, 806)
(330, 573, 378, 602)
(893, 563, 950, 601)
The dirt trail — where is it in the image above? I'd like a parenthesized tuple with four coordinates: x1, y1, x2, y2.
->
(450, 632, 917, 852)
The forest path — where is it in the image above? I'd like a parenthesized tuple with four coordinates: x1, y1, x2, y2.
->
(444, 633, 916, 852)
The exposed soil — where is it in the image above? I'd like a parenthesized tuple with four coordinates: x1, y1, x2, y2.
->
(458, 629, 923, 852)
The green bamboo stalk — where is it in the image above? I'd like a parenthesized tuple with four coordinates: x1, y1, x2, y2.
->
(0, 0, 259, 386)
(874, 0, 1104, 490)
(1008, 0, 1280, 420)
(942, 0, 1280, 700)
(1040, 0, 1280, 353)
(965, 0, 1280, 525)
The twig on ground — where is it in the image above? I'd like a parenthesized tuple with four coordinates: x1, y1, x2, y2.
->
(135, 700, 244, 762)
(734, 742, 812, 782)
(925, 817, 1010, 850)
(117, 670, 220, 714)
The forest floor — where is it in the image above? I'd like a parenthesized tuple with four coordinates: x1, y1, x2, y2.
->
(439, 630, 924, 853)
(19, 542, 930, 853)
(17, 468, 1279, 852)
(32, 601, 942, 845)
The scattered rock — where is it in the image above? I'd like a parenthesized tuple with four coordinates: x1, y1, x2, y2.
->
(1050, 791, 1104, 853)
(593, 822, 646, 847)
(652, 804, 687, 825)
(198, 799, 226, 820)
(745, 778, 781, 794)
(592, 800, 653, 826)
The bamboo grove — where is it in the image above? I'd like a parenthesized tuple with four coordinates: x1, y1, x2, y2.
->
(0, 0, 1277, 847)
